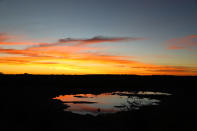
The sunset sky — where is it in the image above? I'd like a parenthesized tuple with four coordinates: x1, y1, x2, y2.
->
(0, 0, 197, 75)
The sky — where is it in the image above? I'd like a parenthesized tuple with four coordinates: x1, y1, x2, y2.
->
(0, 0, 197, 75)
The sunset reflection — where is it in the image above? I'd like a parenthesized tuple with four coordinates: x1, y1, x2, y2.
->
(53, 91, 169, 116)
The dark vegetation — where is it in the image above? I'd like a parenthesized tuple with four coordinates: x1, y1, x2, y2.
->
(0, 75, 196, 131)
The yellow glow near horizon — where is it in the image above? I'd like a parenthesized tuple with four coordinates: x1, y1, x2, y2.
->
(1, 59, 197, 76)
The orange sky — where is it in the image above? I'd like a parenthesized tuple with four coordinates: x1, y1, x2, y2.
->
(0, 33, 197, 75)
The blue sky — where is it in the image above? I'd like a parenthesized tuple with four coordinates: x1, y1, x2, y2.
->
(1, 0, 196, 39)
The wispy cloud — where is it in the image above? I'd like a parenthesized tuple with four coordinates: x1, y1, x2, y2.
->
(166, 35, 197, 50)
(0, 33, 11, 42)
(0, 32, 49, 45)
(27, 36, 147, 48)
(58, 36, 147, 46)
(1, 33, 197, 75)
(0, 35, 146, 48)
(1, 46, 196, 75)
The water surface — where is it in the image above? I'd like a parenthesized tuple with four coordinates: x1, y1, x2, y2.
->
(54, 91, 171, 116)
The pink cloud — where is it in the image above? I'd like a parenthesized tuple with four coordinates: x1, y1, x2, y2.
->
(167, 45, 185, 50)
(166, 35, 197, 50)
(0, 33, 11, 42)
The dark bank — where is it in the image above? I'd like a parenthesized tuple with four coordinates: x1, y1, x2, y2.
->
(1, 75, 197, 131)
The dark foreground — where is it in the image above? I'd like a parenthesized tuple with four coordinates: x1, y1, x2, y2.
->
(1, 75, 196, 131)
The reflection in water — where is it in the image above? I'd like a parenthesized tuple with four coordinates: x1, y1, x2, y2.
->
(53, 91, 171, 116)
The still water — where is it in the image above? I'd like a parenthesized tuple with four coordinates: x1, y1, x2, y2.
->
(53, 91, 171, 116)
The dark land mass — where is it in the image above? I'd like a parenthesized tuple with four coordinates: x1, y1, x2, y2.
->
(0, 74, 196, 131)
